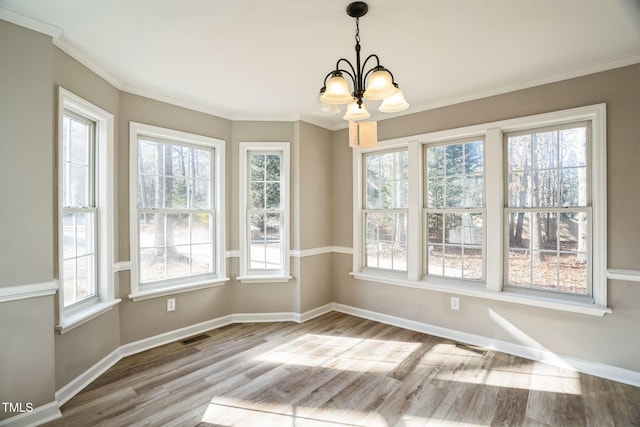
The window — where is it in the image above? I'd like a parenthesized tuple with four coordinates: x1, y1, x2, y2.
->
(130, 123, 226, 299)
(364, 149, 408, 271)
(425, 139, 484, 280)
(505, 124, 590, 295)
(238, 143, 290, 282)
(58, 88, 117, 330)
(352, 104, 608, 316)
(61, 111, 97, 307)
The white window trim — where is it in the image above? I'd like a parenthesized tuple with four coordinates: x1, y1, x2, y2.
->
(237, 142, 291, 283)
(352, 104, 610, 316)
(129, 122, 228, 300)
(57, 87, 120, 333)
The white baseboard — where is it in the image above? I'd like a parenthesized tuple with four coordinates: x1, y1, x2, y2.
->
(0, 401, 61, 427)
(231, 312, 296, 323)
(332, 302, 640, 388)
(120, 315, 234, 357)
(296, 303, 334, 323)
(35, 301, 639, 427)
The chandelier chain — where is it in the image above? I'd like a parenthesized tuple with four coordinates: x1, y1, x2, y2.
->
(355, 17, 360, 44)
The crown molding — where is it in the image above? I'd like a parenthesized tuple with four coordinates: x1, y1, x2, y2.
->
(0, 7, 62, 38)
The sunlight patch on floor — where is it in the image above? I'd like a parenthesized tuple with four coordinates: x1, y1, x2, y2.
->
(201, 396, 390, 426)
(255, 333, 422, 373)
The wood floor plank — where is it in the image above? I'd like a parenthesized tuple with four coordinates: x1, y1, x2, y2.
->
(43, 313, 640, 427)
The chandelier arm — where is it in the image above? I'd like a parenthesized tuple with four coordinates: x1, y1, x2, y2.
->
(335, 58, 358, 84)
(360, 54, 381, 76)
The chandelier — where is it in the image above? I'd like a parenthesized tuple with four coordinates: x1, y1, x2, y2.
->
(316, 1, 409, 122)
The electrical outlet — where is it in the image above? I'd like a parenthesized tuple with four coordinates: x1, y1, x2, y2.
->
(167, 298, 176, 312)
(450, 296, 460, 311)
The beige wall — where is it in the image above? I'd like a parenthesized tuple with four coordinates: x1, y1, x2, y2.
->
(331, 63, 640, 373)
(0, 21, 57, 420)
(51, 47, 123, 389)
(0, 21, 53, 287)
(2, 15, 640, 423)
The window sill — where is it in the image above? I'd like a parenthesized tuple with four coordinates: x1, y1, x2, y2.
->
(56, 299, 122, 334)
(236, 275, 293, 284)
(351, 271, 612, 317)
(129, 278, 229, 302)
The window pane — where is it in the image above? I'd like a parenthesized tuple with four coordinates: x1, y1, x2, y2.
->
(165, 177, 187, 209)
(266, 183, 280, 209)
(463, 247, 483, 280)
(191, 243, 213, 275)
(426, 140, 483, 209)
(250, 154, 265, 181)
(508, 250, 531, 286)
(69, 118, 90, 165)
(445, 144, 464, 175)
(559, 254, 588, 295)
(427, 213, 443, 244)
(138, 140, 160, 175)
(266, 154, 281, 181)
(75, 212, 94, 256)
(139, 213, 164, 248)
(560, 127, 587, 167)
(191, 213, 211, 244)
(508, 212, 530, 250)
(166, 245, 190, 279)
(427, 212, 483, 281)
(445, 176, 463, 207)
(427, 245, 443, 275)
(192, 148, 211, 180)
(443, 246, 463, 278)
(167, 213, 189, 246)
(69, 164, 89, 207)
(364, 212, 407, 271)
(427, 177, 444, 208)
(191, 179, 210, 209)
(140, 248, 166, 283)
(250, 182, 265, 208)
(508, 134, 531, 171)
(63, 259, 76, 305)
(465, 141, 483, 174)
(366, 150, 408, 210)
(63, 213, 76, 259)
(426, 146, 445, 176)
(249, 212, 282, 270)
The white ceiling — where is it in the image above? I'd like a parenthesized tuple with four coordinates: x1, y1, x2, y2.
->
(2, 0, 640, 130)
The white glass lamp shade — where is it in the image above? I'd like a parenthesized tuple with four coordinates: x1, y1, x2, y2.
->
(320, 74, 353, 104)
(313, 91, 341, 115)
(343, 100, 371, 121)
(363, 69, 397, 100)
(379, 88, 410, 113)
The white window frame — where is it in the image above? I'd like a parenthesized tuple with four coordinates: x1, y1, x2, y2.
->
(423, 138, 486, 282)
(352, 104, 609, 316)
(57, 87, 119, 333)
(362, 148, 409, 273)
(238, 142, 291, 283)
(129, 122, 227, 301)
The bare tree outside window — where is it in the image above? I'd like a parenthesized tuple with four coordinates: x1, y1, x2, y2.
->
(506, 124, 589, 295)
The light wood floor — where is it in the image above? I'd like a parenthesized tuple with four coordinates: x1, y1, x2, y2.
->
(44, 312, 640, 426)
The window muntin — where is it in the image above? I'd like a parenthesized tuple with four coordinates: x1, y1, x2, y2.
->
(363, 149, 408, 271)
(352, 105, 606, 314)
(247, 152, 284, 271)
(424, 139, 484, 281)
(505, 123, 590, 295)
(61, 111, 97, 307)
(135, 137, 215, 286)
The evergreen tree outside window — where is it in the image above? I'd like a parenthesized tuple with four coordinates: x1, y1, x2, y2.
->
(425, 139, 484, 281)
